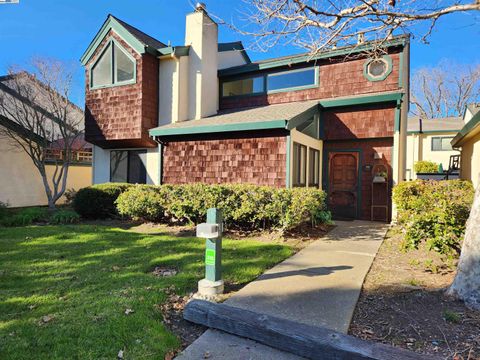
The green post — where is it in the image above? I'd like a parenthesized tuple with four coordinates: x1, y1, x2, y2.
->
(205, 208, 222, 282)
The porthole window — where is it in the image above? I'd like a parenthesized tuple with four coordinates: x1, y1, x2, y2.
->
(363, 55, 392, 82)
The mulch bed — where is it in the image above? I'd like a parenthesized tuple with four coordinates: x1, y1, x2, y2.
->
(350, 228, 480, 359)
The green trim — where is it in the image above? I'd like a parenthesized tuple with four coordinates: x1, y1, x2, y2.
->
(322, 148, 363, 219)
(218, 41, 251, 64)
(157, 45, 190, 58)
(219, 36, 408, 77)
(452, 111, 480, 147)
(89, 38, 137, 90)
(286, 135, 291, 188)
(287, 104, 320, 130)
(150, 119, 287, 137)
(363, 55, 393, 82)
(81, 15, 146, 65)
(319, 91, 403, 108)
(394, 100, 401, 132)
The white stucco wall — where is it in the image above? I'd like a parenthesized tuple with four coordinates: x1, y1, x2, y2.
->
(185, 10, 218, 120)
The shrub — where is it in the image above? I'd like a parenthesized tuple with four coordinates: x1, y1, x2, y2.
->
(63, 188, 77, 206)
(49, 210, 81, 224)
(0, 201, 8, 220)
(1, 207, 48, 227)
(116, 185, 167, 222)
(116, 183, 329, 231)
(414, 160, 439, 173)
(393, 180, 474, 256)
(73, 183, 133, 219)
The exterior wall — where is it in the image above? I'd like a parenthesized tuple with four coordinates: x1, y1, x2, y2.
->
(85, 30, 158, 148)
(459, 132, 480, 189)
(405, 132, 460, 180)
(323, 138, 393, 221)
(162, 134, 287, 187)
(220, 52, 401, 110)
(0, 138, 92, 208)
(289, 128, 323, 189)
(323, 104, 395, 140)
(185, 10, 218, 120)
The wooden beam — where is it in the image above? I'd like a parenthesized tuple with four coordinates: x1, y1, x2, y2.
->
(184, 300, 436, 360)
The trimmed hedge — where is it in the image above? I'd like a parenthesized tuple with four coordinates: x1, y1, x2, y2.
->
(414, 160, 439, 173)
(113, 183, 330, 231)
(393, 180, 474, 256)
(73, 183, 133, 219)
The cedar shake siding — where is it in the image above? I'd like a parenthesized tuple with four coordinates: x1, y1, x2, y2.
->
(85, 30, 158, 148)
(323, 104, 396, 140)
(162, 135, 287, 187)
(220, 51, 401, 110)
(324, 138, 393, 221)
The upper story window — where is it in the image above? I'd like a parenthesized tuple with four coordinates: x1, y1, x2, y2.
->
(363, 55, 393, 82)
(90, 40, 136, 89)
(221, 66, 318, 98)
(267, 67, 318, 93)
(432, 136, 454, 151)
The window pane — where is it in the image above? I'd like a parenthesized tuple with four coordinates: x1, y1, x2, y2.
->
(293, 143, 307, 186)
(441, 137, 453, 151)
(115, 44, 135, 82)
(309, 149, 320, 187)
(110, 150, 128, 183)
(128, 150, 147, 184)
(267, 68, 316, 92)
(368, 60, 387, 77)
(92, 44, 112, 87)
(432, 137, 453, 151)
(222, 77, 264, 97)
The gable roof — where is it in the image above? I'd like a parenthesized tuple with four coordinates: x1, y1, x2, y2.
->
(407, 116, 463, 134)
(80, 14, 167, 65)
(452, 105, 480, 147)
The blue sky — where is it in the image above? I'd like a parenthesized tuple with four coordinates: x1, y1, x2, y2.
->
(0, 0, 479, 107)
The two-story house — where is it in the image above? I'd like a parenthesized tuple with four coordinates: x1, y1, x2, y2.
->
(81, 4, 410, 221)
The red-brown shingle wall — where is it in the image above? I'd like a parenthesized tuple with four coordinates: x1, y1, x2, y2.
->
(85, 30, 158, 148)
(324, 138, 393, 221)
(162, 136, 287, 187)
(323, 104, 395, 140)
(220, 52, 400, 110)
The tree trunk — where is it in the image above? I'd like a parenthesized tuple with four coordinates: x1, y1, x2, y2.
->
(447, 182, 480, 310)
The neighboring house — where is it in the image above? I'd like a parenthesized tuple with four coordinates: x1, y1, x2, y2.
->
(0, 74, 92, 208)
(405, 116, 463, 180)
(81, 5, 410, 221)
(452, 103, 480, 189)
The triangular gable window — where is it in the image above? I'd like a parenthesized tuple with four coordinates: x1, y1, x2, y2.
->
(90, 40, 136, 89)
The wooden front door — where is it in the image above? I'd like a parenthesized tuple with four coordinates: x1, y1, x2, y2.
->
(328, 152, 359, 219)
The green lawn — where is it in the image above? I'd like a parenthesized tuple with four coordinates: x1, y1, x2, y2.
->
(0, 225, 292, 359)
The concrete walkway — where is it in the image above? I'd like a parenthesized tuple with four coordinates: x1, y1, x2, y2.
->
(176, 220, 388, 360)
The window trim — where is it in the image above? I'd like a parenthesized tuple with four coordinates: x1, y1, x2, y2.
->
(363, 55, 393, 82)
(266, 66, 319, 94)
(89, 38, 137, 90)
(220, 66, 319, 99)
(431, 136, 454, 152)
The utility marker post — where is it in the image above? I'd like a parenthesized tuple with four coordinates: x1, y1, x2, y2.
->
(196, 208, 224, 296)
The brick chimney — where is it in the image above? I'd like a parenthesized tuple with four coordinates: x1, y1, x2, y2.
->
(184, 3, 218, 120)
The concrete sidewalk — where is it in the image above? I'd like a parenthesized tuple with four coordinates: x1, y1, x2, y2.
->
(176, 220, 388, 360)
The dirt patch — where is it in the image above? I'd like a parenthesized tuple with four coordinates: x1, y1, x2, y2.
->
(350, 228, 480, 359)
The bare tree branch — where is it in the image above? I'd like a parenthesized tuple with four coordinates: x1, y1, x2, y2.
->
(411, 61, 480, 118)
(214, 0, 480, 56)
(0, 59, 84, 210)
